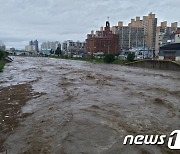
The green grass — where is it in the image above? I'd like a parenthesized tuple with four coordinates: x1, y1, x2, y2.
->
(113, 59, 127, 64)
(0, 60, 5, 72)
(50, 55, 126, 65)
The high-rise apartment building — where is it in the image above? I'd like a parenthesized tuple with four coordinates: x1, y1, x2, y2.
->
(33, 40, 39, 52)
(143, 13, 157, 51)
(25, 44, 36, 52)
(111, 13, 157, 56)
(112, 18, 144, 51)
(26, 40, 39, 52)
(41, 41, 60, 51)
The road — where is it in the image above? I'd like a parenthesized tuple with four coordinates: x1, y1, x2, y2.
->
(0, 57, 180, 154)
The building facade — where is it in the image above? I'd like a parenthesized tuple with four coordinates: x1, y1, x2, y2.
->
(175, 31, 180, 43)
(62, 40, 86, 56)
(86, 21, 119, 55)
(112, 18, 145, 51)
(143, 13, 157, 51)
(25, 44, 36, 52)
(25, 40, 39, 52)
(155, 21, 180, 56)
(33, 40, 39, 52)
(41, 41, 60, 51)
(111, 13, 157, 54)
(159, 43, 180, 61)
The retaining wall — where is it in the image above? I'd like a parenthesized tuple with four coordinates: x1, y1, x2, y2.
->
(125, 60, 180, 71)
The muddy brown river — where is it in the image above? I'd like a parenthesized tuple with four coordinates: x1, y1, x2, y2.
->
(0, 57, 180, 154)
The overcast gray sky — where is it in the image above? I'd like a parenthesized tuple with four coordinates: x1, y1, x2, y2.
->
(0, 0, 180, 49)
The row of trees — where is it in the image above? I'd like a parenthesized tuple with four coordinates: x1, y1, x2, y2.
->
(0, 49, 5, 60)
(49, 47, 62, 56)
(103, 53, 135, 63)
(50, 46, 135, 63)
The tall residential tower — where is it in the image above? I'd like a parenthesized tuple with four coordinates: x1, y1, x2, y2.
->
(143, 13, 157, 51)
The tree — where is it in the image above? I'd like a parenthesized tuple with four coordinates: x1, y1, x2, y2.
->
(127, 52, 135, 62)
(55, 47, 61, 56)
(103, 54, 115, 63)
(50, 49, 54, 54)
(0, 50, 5, 60)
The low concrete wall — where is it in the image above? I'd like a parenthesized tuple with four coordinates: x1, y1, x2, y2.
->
(125, 60, 180, 71)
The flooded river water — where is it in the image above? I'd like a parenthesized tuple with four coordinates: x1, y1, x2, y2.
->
(0, 57, 180, 154)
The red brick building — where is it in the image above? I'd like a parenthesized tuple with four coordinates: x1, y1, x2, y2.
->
(86, 21, 119, 55)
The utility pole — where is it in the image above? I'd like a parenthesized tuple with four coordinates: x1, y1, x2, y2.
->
(108, 40, 109, 54)
(129, 28, 131, 49)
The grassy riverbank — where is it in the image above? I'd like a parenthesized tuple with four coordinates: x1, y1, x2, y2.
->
(50, 56, 127, 65)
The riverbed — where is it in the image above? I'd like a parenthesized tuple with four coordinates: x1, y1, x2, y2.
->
(0, 56, 180, 154)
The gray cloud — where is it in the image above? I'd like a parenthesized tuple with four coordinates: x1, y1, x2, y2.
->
(0, 0, 180, 49)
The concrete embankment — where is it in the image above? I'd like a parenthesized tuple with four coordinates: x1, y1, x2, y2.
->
(125, 60, 180, 71)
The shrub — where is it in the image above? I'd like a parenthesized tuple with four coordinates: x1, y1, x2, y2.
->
(127, 52, 135, 62)
(55, 47, 61, 56)
(103, 54, 115, 63)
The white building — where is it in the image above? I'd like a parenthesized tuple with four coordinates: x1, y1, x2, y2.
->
(25, 45, 36, 52)
(62, 40, 86, 56)
(175, 33, 180, 43)
(41, 41, 60, 51)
